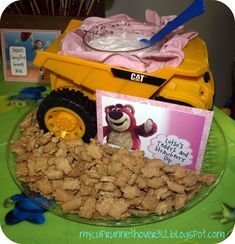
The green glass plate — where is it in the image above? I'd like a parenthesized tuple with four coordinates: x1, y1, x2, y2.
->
(6, 108, 228, 226)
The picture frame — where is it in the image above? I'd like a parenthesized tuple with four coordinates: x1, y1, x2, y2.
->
(0, 28, 61, 82)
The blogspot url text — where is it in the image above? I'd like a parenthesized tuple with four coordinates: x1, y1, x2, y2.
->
(79, 228, 226, 240)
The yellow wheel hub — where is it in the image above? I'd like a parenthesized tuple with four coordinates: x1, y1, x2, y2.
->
(44, 107, 85, 139)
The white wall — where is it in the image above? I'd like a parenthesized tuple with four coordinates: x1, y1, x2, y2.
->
(105, 0, 235, 107)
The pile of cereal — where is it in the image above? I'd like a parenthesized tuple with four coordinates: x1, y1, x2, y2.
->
(11, 111, 215, 220)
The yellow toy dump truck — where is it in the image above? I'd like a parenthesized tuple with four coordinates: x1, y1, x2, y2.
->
(33, 19, 214, 142)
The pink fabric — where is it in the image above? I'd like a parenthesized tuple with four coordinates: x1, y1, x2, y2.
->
(59, 9, 198, 73)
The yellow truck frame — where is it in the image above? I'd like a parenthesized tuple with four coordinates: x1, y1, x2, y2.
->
(33, 19, 214, 141)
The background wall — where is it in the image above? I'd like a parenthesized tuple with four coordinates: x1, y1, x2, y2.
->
(105, 0, 235, 107)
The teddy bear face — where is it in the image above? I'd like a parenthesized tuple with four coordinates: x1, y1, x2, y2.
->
(105, 104, 135, 132)
(103, 103, 157, 150)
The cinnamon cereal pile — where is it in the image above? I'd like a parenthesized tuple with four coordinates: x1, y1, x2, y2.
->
(11, 111, 215, 220)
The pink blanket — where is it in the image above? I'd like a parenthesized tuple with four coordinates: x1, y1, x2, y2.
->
(59, 9, 198, 73)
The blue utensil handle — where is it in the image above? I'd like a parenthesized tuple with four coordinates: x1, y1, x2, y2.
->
(148, 0, 205, 44)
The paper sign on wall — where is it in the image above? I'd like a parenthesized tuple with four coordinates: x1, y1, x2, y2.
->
(96, 90, 214, 171)
(9, 46, 27, 76)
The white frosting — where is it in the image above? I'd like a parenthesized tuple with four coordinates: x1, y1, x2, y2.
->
(88, 33, 146, 51)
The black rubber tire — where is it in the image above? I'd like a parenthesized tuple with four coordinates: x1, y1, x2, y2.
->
(36, 88, 97, 142)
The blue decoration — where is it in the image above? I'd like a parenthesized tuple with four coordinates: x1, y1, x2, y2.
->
(10, 86, 47, 101)
(5, 193, 49, 225)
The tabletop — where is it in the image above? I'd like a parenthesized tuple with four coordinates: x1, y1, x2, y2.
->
(0, 60, 235, 244)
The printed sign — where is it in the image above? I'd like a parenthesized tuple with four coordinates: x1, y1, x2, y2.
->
(9, 46, 27, 76)
(96, 90, 214, 171)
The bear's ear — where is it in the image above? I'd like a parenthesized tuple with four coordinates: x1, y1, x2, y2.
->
(124, 104, 135, 114)
(105, 106, 109, 114)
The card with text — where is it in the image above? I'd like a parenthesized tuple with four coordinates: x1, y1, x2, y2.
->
(1, 28, 60, 82)
(96, 90, 214, 171)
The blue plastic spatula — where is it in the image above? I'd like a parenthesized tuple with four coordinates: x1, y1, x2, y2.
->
(140, 0, 205, 47)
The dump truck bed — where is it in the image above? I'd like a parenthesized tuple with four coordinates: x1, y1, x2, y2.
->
(33, 20, 211, 102)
